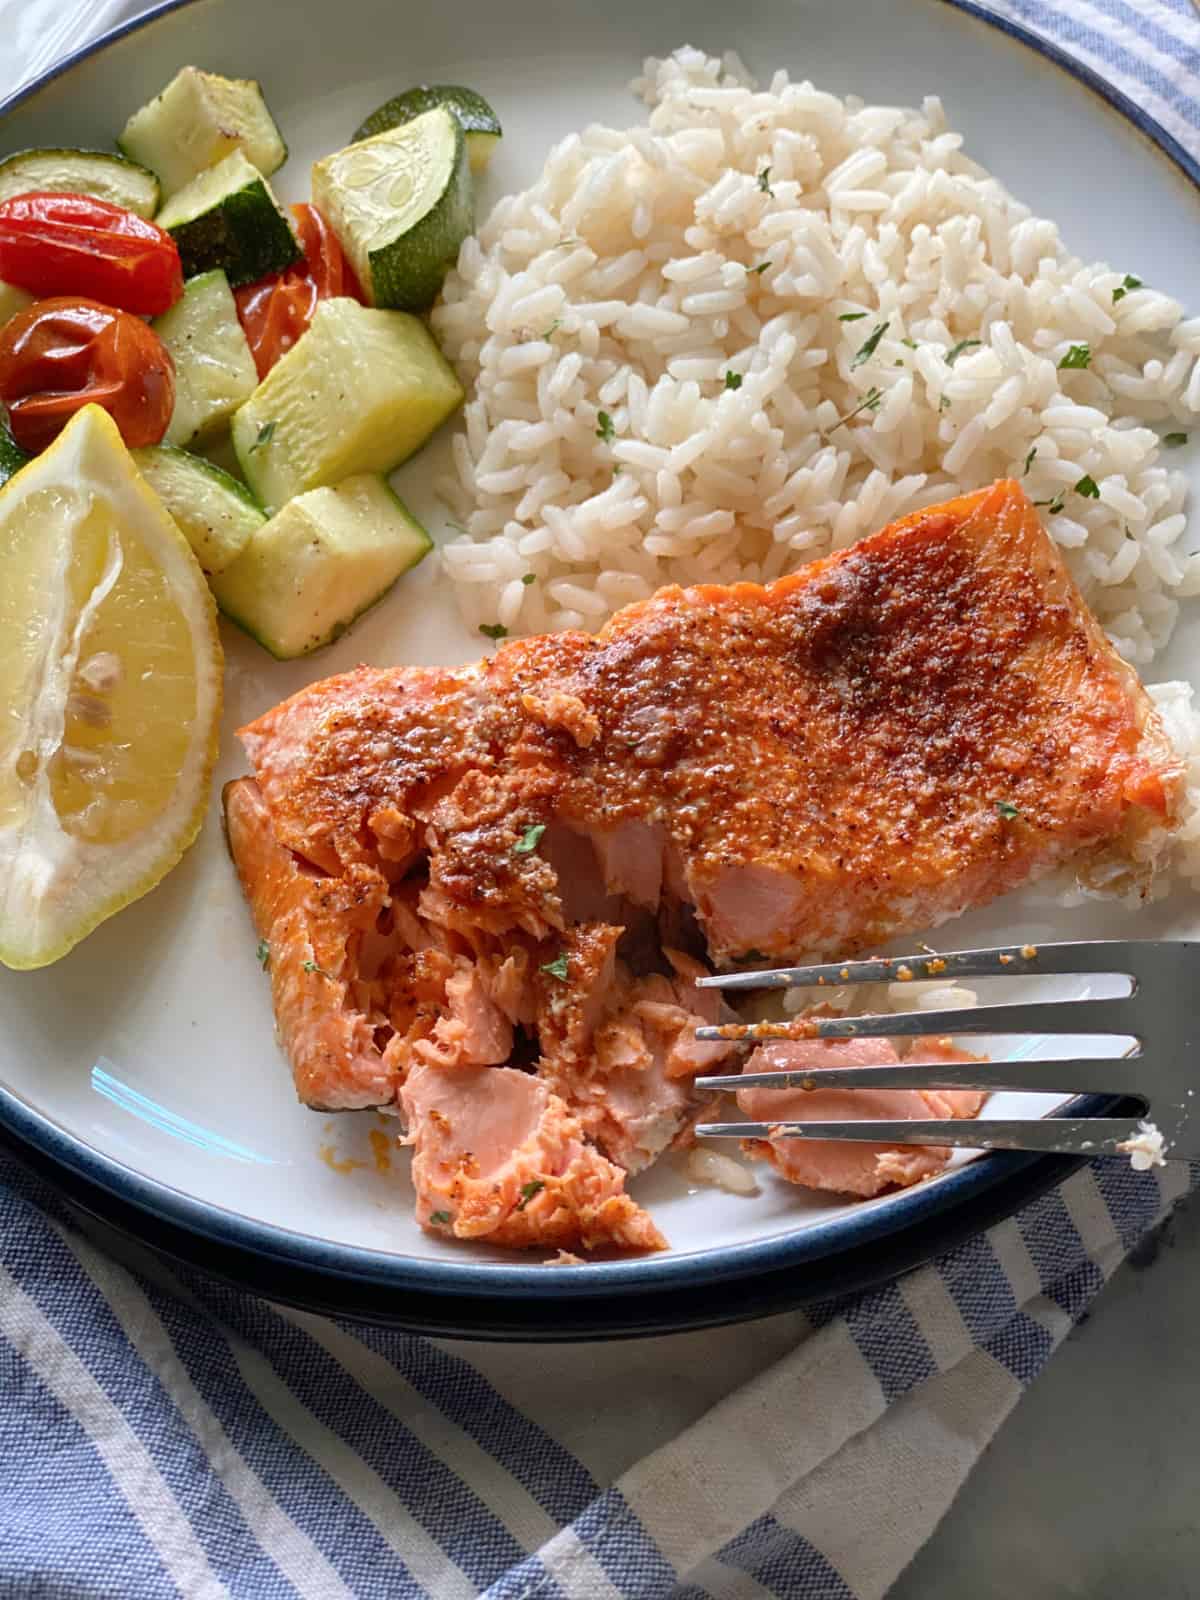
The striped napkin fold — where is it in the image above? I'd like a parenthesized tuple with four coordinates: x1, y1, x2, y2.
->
(5, 2, 1200, 1596)
(1, 1151, 1193, 1598)
(984, 0, 1200, 169)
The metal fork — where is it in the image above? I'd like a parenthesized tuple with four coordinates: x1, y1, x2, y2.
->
(692, 941, 1200, 1162)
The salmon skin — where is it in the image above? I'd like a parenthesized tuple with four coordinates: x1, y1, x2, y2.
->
(225, 480, 1182, 1247)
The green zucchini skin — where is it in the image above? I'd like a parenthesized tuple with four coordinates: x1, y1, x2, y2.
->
(352, 84, 501, 174)
(369, 124, 473, 312)
(0, 147, 160, 216)
(166, 178, 301, 287)
(119, 67, 287, 198)
(0, 425, 31, 488)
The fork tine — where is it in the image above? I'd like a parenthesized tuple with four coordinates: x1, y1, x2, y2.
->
(694, 995, 1135, 1044)
(694, 1116, 1151, 1158)
(695, 1056, 1147, 1099)
(695, 939, 1139, 992)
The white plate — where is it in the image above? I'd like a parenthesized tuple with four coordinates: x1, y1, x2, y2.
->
(0, 0, 1196, 1332)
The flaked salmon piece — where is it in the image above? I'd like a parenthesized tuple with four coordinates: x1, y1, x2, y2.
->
(582, 986, 712, 1172)
(521, 687, 601, 748)
(400, 1062, 666, 1251)
(909, 1034, 988, 1121)
(538, 951, 737, 1173)
(737, 1036, 987, 1198)
(484, 947, 536, 1029)
(225, 779, 495, 1106)
(417, 768, 564, 943)
(412, 961, 514, 1070)
(657, 949, 739, 1078)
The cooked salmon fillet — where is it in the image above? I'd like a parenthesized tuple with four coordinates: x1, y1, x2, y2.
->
(225, 479, 1182, 1249)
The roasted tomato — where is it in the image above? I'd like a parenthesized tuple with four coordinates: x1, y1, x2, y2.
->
(235, 203, 364, 378)
(0, 296, 175, 452)
(0, 193, 183, 316)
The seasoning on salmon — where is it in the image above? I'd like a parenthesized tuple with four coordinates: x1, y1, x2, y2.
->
(225, 479, 1183, 1248)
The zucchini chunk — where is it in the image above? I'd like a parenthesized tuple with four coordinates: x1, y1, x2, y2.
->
(211, 474, 431, 657)
(312, 108, 472, 311)
(156, 151, 302, 287)
(119, 66, 286, 197)
(231, 296, 463, 510)
(0, 148, 159, 216)
(152, 269, 258, 446)
(352, 84, 501, 174)
(132, 442, 265, 575)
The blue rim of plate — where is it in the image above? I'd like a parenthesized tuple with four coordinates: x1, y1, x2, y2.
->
(0, 0, 1184, 1322)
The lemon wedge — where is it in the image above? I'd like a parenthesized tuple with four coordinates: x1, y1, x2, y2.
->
(0, 405, 222, 970)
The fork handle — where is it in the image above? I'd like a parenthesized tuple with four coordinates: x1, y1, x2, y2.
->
(695, 1116, 1159, 1159)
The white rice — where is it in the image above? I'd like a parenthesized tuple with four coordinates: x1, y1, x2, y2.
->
(431, 45, 1200, 882)
(686, 1146, 760, 1195)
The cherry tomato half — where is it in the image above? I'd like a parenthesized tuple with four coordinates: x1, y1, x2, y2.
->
(0, 296, 175, 452)
(235, 203, 364, 379)
(0, 193, 183, 316)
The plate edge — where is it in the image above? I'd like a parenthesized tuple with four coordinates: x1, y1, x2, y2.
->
(0, 0, 1180, 1315)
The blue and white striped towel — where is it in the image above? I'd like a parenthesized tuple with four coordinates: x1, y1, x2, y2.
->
(3, 1150, 1194, 1598)
(5, 3, 1200, 1595)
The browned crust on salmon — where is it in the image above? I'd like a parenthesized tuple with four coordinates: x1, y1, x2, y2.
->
(235, 481, 1181, 965)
